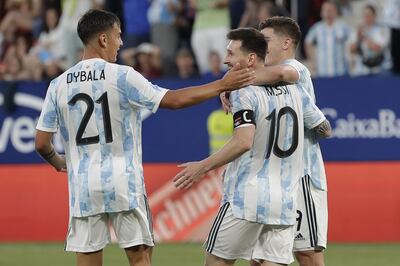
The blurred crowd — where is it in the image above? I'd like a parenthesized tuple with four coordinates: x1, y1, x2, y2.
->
(0, 0, 399, 82)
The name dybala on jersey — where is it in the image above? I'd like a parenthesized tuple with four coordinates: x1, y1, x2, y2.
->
(224, 83, 325, 225)
(283, 59, 327, 191)
(36, 58, 168, 217)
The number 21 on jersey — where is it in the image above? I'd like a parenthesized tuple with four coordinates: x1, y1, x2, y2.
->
(68, 92, 113, 146)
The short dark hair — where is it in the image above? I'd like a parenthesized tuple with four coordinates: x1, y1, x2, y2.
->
(77, 9, 121, 45)
(259, 16, 301, 48)
(227, 28, 267, 61)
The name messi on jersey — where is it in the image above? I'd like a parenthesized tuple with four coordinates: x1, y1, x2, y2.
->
(67, 69, 106, 83)
(263, 85, 290, 96)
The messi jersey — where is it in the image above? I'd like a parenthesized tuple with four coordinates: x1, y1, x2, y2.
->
(224, 84, 325, 225)
(36, 58, 168, 217)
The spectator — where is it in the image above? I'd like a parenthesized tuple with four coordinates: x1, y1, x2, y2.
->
(175, 0, 196, 49)
(239, 0, 266, 28)
(1, 33, 32, 80)
(228, 0, 245, 29)
(349, 4, 391, 76)
(257, 1, 280, 25)
(0, 0, 36, 61)
(29, 8, 66, 80)
(148, 0, 180, 75)
(191, 0, 230, 74)
(56, 0, 104, 68)
(120, 43, 163, 79)
(0, 52, 28, 81)
(121, 0, 150, 48)
(0, 0, 35, 35)
(202, 51, 225, 80)
(174, 48, 198, 79)
(207, 106, 233, 155)
(383, 0, 400, 74)
(305, 0, 353, 77)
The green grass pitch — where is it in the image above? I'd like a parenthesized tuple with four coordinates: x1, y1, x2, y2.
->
(0, 243, 399, 265)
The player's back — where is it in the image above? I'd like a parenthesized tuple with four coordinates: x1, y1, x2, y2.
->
(225, 84, 306, 225)
(42, 58, 166, 217)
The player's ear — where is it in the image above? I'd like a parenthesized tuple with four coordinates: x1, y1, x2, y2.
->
(98, 33, 107, 48)
(282, 38, 291, 50)
(247, 53, 256, 67)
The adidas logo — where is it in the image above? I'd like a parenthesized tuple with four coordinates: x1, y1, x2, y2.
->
(295, 233, 305, 241)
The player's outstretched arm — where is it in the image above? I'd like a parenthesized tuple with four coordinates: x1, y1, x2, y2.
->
(253, 64, 299, 85)
(313, 119, 332, 139)
(173, 126, 255, 190)
(219, 64, 300, 114)
(160, 63, 255, 109)
(35, 130, 67, 172)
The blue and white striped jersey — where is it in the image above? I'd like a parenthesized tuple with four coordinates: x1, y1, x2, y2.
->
(223, 83, 325, 225)
(283, 59, 327, 191)
(36, 58, 168, 217)
(305, 20, 352, 77)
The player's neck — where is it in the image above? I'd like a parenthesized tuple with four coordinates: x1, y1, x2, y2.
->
(277, 51, 296, 64)
(81, 46, 108, 62)
(252, 61, 265, 70)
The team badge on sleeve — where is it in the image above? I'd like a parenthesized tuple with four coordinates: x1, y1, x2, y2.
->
(233, 110, 255, 128)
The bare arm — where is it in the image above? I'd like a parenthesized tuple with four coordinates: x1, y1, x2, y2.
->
(35, 130, 66, 172)
(173, 125, 255, 189)
(313, 119, 332, 138)
(160, 63, 255, 109)
(253, 64, 299, 85)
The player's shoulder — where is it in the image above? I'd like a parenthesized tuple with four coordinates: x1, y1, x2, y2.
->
(230, 85, 259, 103)
(283, 58, 304, 70)
(233, 85, 264, 97)
(104, 61, 131, 74)
(283, 59, 310, 78)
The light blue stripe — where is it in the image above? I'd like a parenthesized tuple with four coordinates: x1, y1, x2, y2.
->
(232, 91, 247, 212)
(256, 124, 268, 221)
(42, 80, 58, 129)
(257, 89, 275, 220)
(279, 91, 295, 223)
(66, 63, 92, 215)
(125, 79, 157, 111)
(117, 66, 138, 209)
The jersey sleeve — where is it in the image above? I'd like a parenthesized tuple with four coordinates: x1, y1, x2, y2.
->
(283, 60, 301, 82)
(300, 87, 326, 129)
(230, 87, 256, 128)
(36, 81, 58, 132)
(124, 68, 168, 113)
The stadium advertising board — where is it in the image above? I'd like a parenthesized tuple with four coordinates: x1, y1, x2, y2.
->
(1, 76, 400, 163)
(1, 163, 400, 242)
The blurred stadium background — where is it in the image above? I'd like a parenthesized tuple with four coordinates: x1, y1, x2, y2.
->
(1, 0, 400, 265)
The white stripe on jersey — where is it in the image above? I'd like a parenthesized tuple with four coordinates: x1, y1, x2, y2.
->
(37, 58, 168, 217)
(224, 84, 325, 225)
(283, 59, 327, 191)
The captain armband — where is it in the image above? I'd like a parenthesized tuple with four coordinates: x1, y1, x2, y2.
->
(233, 110, 255, 128)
